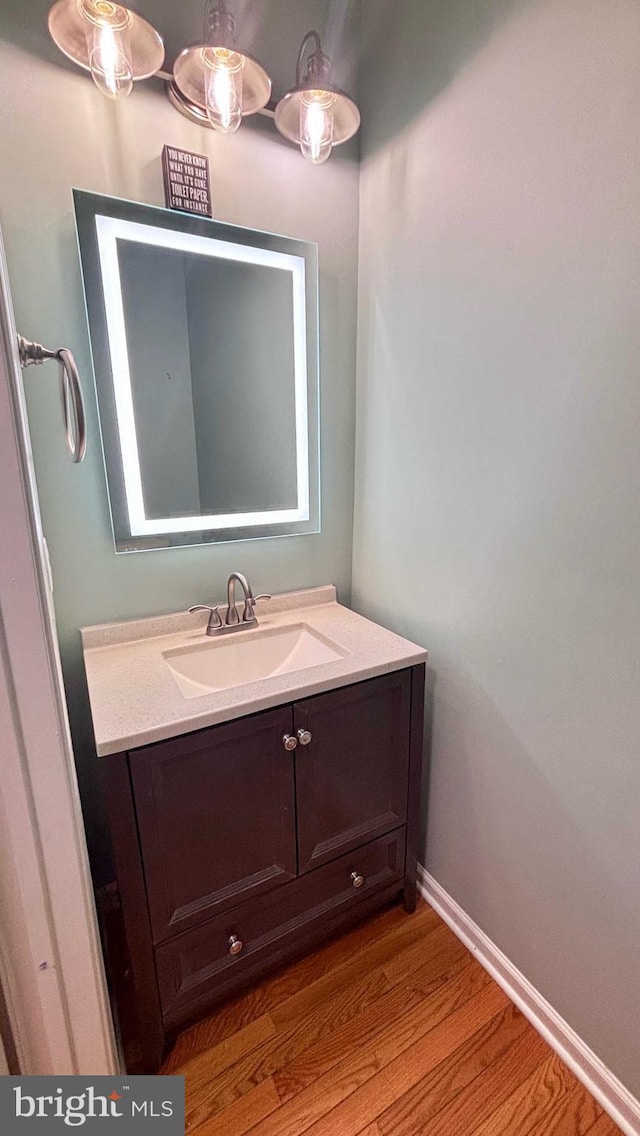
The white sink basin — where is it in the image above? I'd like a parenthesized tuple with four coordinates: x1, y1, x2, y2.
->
(162, 623, 346, 699)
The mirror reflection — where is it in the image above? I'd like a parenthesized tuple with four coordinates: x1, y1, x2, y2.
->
(73, 192, 320, 551)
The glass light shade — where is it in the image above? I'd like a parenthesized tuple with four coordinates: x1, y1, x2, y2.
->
(203, 47, 244, 133)
(173, 44, 271, 127)
(299, 89, 336, 164)
(85, 5, 133, 99)
(275, 83, 360, 158)
(48, 0, 164, 86)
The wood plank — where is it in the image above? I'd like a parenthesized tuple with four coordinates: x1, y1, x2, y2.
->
(382, 921, 467, 986)
(167, 903, 612, 1136)
(270, 917, 454, 1032)
(247, 973, 508, 1136)
(583, 1112, 625, 1136)
(393, 933, 471, 995)
(522, 1078, 602, 1136)
(467, 1052, 599, 1136)
(190, 1077, 280, 1136)
(377, 1004, 533, 1136)
(275, 956, 482, 1105)
(184, 923, 470, 1127)
(391, 1017, 550, 1136)
(161, 1013, 275, 1077)
(296, 988, 529, 1136)
(184, 966, 392, 1128)
(169, 902, 437, 1061)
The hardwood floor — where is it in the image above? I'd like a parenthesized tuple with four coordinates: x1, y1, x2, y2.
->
(161, 900, 623, 1136)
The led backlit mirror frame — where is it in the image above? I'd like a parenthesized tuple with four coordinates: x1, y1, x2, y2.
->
(73, 190, 320, 551)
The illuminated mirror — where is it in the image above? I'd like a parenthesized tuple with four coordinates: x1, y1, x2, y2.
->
(73, 190, 319, 551)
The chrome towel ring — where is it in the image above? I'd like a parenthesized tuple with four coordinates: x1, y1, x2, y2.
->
(18, 335, 87, 463)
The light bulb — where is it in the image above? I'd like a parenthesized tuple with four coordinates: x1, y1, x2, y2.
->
(82, 1, 133, 99)
(203, 47, 244, 134)
(299, 89, 337, 165)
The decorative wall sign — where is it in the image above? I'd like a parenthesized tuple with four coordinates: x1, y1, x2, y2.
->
(162, 145, 212, 217)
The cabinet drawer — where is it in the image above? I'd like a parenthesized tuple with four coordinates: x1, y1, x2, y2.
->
(155, 827, 406, 1027)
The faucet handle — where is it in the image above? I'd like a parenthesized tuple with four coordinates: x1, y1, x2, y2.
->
(189, 605, 223, 633)
(241, 593, 271, 622)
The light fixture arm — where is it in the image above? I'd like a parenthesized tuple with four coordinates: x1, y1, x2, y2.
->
(295, 31, 331, 88)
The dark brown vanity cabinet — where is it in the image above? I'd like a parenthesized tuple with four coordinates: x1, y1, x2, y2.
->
(102, 665, 425, 1072)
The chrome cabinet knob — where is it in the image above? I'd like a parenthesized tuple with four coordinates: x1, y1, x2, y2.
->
(351, 871, 364, 889)
(282, 734, 298, 751)
(296, 728, 312, 746)
(228, 935, 244, 956)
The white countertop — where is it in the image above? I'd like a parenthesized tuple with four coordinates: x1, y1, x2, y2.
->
(81, 586, 427, 756)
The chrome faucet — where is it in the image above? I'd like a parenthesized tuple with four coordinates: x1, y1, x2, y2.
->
(189, 573, 271, 637)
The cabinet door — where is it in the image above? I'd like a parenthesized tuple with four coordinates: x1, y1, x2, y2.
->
(294, 670, 411, 873)
(130, 707, 297, 943)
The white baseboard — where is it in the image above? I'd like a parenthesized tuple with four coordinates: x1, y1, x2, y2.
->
(418, 867, 640, 1136)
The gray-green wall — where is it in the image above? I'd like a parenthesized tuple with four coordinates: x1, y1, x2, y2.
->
(353, 0, 640, 1098)
(0, 35, 358, 878)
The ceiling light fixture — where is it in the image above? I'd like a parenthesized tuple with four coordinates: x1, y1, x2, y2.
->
(48, 0, 164, 100)
(170, 0, 271, 134)
(274, 31, 360, 165)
